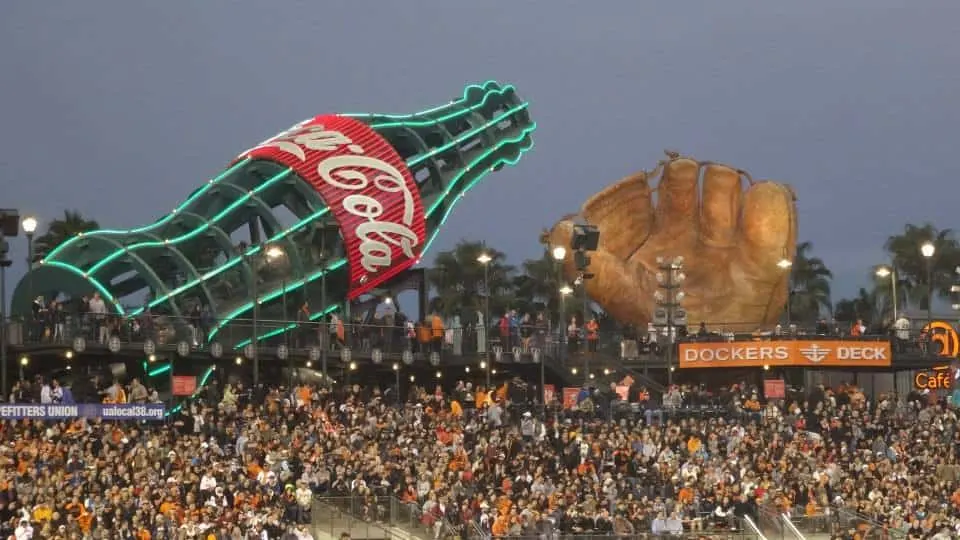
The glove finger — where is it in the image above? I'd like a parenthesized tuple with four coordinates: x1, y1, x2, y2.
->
(739, 181, 797, 270)
(581, 170, 653, 260)
(700, 163, 742, 248)
(654, 158, 699, 236)
(547, 220, 652, 326)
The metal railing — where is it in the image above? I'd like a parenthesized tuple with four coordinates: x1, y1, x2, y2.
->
(8, 313, 903, 352)
(756, 506, 803, 540)
(468, 528, 760, 540)
(313, 495, 460, 540)
(830, 507, 907, 539)
(311, 501, 397, 540)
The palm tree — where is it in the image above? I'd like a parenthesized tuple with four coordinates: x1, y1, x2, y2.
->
(34, 210, 100, 259)
(788, 241, 833, 323)
(427, 240, 514, 319)
(513, 251, 562, 319)
(833, 287, 888, 331)
(884, 223, 960, 311)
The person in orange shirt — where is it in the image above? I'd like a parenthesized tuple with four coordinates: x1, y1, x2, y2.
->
(431, 312, 445, 354)
(585, 317, 599, 352)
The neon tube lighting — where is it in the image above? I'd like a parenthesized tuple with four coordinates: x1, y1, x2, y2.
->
(86, 169, 293, 275)
(231, 121, 536, 347)
(52, 84, 517, 318)
(42, 158, 253, 262)
(43, 81, 504, 263)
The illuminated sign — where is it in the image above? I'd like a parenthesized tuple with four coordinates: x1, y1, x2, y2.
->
(922, 321, 960, 358)
(679, 340, 892, 368)
(915, 366, 956, 390)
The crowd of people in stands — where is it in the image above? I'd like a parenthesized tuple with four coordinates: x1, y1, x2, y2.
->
(1, 368, 959, 539)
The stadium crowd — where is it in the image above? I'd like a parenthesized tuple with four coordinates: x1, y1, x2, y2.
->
(0, 371, 958, 540)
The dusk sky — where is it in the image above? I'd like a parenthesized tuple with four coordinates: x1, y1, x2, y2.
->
(2, 1, 959, 310)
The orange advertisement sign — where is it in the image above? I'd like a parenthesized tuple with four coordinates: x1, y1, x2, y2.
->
(679, 340, 891, 368)
(922, 321, 959, 358)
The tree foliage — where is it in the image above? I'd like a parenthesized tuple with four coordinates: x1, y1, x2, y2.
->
(34, 210, 100, 258)
(788, 241, 833, 322)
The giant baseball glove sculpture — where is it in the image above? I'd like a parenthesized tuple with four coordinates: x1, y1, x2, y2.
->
(546, 151, 797, 331)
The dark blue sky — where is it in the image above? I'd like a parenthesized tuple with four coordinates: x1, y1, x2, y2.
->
(2, 1, 959, 307)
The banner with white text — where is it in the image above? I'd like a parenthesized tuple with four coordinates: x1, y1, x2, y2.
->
(0, 403, 165, 421)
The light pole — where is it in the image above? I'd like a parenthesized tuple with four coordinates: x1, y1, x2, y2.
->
(579, 276, 590, 383)
(922, 241, 936, 327)
(551, 246, 566, 354)
(21, 217, 37, 323)
(777, 257, 793, 325)
(320, 231, 329, 385)
(265, 246, 288, 386)
(875, 265, 898, 323)
(393, 362, 401, 406)
(0, 210, 20, 401)
(654, 256, 685, 387)
(477, 252, 492, 390)
(560, 284, 573, 365)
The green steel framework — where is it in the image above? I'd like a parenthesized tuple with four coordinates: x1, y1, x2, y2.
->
(11, 81, 536, 350)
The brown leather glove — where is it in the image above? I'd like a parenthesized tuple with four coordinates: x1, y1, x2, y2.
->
(546, 152, 797, 331)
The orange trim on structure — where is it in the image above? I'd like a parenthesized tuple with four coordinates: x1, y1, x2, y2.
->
(679, 340, 891, 368)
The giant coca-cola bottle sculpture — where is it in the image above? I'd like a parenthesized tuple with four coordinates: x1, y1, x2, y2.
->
(14, 81, 535, 348)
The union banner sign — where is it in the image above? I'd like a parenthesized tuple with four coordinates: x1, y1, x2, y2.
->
(679, 340, 892, 368)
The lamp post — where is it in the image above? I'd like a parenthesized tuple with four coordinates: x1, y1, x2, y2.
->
(560, 284, 573, 365)
(551, 246, 566, 353)
(21, 217, 37, 315)
(777, 257, 793, 325)
(654, 257, 685, 387)
(265, 246, 288, 386)
(320, 231, 329, 385)
(477, 252, 492, 390)
(393, 362, 401, 406)
(922, 241, 936, 327)
(875, 266, 898, 323)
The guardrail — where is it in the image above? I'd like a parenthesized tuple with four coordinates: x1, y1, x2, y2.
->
(313, 495, 460, 540)
(7, 313, 901, 361)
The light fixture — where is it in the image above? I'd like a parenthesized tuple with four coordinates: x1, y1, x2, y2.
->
(265, 246, 285, 260)
(921, 242, 936, 258)
(479, 361, 487, 369)
(21, 216, 38, 234)
(603, 368, 610, 376)
(65, 351, 73, 359)
(465, 366, 471, 373)
(552, 246, 567, 261)
(477, 253, 492, 265)
(763, 364, 770, 371)
(409, 375, 415, 382)
(875, 267, 891, 278)
(148, 354, 156, 362)
(235, 357, 243, 365)
(491, 369, 497, 375)
(384, 297, 393, 305)
(435, 371, 442, 379)
(349, 361, 357, 371)
(306, 361, 312, 368)
(777, 259, 793, 269)
(19, 356, 29, 366)
(392, 363, 400, 371)
(571, 367, 578, 375)
(559, 285, 573, 296)
(589, 373, 595, 379)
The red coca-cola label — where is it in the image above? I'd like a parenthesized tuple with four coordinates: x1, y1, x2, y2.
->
(240, 115, 425, 299)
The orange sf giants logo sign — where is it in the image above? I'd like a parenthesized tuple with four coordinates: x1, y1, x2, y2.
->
(922, 321, 960, 357)
(241, 115, 425, 299)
